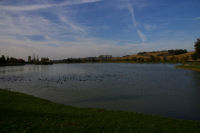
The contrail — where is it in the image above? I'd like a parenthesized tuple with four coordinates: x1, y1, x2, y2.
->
(127, 1, 146, 42)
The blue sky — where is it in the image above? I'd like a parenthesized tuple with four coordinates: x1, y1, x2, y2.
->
(0, 0, 199, 59)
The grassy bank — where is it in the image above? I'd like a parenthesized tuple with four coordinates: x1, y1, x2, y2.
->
(0, 89, 200, 133)
(176, 63, 200, 72)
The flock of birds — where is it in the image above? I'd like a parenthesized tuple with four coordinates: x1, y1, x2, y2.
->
(0, 74, 122, 85)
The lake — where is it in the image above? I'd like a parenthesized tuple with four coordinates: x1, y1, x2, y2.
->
(0, 63, 200, 120)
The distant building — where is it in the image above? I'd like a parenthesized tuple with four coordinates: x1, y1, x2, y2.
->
(85, 57, 98, 62)
(123, 55, 130, 57)
(32, 53, 36, 62)
(36, 55, 39, 62)
(28, 56, 31, 63)
(41, 57, 49, 62)
(40, 57, 53, 65)
(98, 55, 112, 60)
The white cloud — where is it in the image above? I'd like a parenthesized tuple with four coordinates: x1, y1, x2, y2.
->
(137, 30, 146, 42)
(58, 15, 87, 34)
(0, 0, 101, 11)
(0, 0, 101, 59)
(127, 3, 137, 27)
(0, 8, 89, 41)
(126, 1, 147, 42)
(194, 17, 200, 20)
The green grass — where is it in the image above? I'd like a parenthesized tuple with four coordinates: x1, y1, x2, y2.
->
(176, 63, 200, 72)
(0, 89, 200, 133)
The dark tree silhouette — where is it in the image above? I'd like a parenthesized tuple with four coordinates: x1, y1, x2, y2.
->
(168, 49, 187, 55)
(0, 55, 6, 64)
(192, 38, 200, 60)
(0, 55, 25, 65)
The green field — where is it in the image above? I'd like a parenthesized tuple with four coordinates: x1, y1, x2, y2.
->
(0, 89, 200, 133)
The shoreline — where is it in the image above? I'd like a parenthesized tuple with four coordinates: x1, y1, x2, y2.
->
(176, 63, 200, 72)
(0, 89, 200, 132)
(0, 64, 25, 67)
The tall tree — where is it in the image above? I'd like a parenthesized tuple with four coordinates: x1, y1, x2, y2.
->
(0, 55, 6, 64)
(192, 38, 200, 60)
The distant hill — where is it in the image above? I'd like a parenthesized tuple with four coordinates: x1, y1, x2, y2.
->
(53, 50, 195, 63)
(113, 50, 194, 63)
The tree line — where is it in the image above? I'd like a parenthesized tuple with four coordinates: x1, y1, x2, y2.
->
(138, 49, 188, 56)
(113, 55, 190, 63)
(0, 55, 25, 66)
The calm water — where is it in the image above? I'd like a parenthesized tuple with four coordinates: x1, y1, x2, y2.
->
(0, 63, 200, 120)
